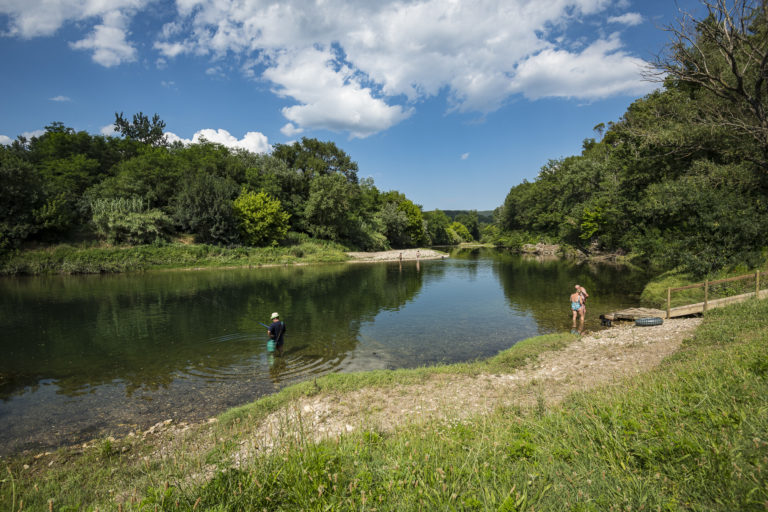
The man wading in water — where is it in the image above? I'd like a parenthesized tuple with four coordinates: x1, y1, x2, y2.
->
(267, 312, 286, 356)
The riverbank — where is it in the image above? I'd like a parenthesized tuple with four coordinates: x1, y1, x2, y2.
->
(4, 299, 766, 509)
(0, 240, 350, 275)
(0, 242, 447, 275)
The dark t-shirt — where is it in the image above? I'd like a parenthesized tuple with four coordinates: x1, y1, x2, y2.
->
(268, 321, 286, 345)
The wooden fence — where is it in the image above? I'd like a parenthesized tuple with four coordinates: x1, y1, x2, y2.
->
(666, 270, 765, 318)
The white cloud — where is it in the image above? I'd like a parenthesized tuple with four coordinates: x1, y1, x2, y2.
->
(281, 123, 303, 137)
(0, 135, 12, 145)
(1, 0, 149, 66)
(154, 40, 191, 58)
(49, 95, 71, 102)
(510, 34, 654, 100)
(101, 124, 119, 136)
(166, 128, 270, 153)
(69, 11, 137, 67)
(461, 153, 470, 160)
(152, 0, 651, 136)
(264, 46, 411, 138)
(3, 0, 655, 137)
(608, 12, 643, 26)
(0, 0, 149, 37)
(21, 129, 45, 139)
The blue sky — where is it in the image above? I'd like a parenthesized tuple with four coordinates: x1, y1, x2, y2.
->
(0, 0, 701, 210)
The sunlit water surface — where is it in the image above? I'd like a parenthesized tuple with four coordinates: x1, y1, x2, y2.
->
(0, 248, 649, 454)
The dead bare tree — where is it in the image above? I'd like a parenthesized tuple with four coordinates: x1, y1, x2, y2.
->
(650, 0, 768, 166)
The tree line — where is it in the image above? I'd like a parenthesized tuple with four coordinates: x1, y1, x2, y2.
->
(491, 0, 768, 277)
(0, 113, 479, 254)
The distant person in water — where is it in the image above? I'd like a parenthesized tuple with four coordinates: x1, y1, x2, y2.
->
(267, 312, 286, 356)
(570, 288, 585, 332)
(575, 284, 589, 315)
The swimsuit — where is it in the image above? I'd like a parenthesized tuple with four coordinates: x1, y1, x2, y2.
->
(571, 301, 582, 311)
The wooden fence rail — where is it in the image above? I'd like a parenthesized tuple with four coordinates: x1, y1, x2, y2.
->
(666, 270, 763, 318)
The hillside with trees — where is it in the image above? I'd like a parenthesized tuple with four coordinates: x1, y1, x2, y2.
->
(489, 0, 768, 277)
(0, 113, 478, 267)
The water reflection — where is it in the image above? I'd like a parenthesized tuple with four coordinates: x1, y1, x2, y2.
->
(0, 249, 648, 454)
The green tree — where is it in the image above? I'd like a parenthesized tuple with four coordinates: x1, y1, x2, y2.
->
(272, 137, 359, 183)
(653, 0, 768, 166)
(379, 192, 427, 248)
(83, 146, 183, 211)
(114, 112, 167, 147)
(303, 173, 356, 241)
(455, 210, 480, 240)
(174, 171, 240, 245)
(424, 209, 453, 245)
(233, 190, 290, 246)
(0, 150, 43, 251)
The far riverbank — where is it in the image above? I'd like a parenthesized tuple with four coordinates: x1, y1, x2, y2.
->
(0, 241, 451, 276)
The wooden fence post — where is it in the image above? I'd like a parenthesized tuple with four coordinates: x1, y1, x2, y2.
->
(704, 280, 709, 312)
(667, 287, 671, 319)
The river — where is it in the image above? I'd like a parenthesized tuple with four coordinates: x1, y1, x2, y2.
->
(0, 248, 649, 455)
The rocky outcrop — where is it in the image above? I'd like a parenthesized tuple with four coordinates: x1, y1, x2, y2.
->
(521, 243, 560, 256)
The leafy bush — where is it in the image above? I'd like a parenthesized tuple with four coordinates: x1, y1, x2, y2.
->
(450, 221, 472, 242)
(90, 197, 171, 244)
(174, 171, 240, 245)
(0, 151, 44, 252)
(232, 190, 290, 246)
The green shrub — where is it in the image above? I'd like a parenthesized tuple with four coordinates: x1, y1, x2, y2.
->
(174, 171, 240, 245)
(233, 190, 290, 246)
(90, 197, 171, 245)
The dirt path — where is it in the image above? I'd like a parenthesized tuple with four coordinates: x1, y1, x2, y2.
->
(233, 317, 701, 463)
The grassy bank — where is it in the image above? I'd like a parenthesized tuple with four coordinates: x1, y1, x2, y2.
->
(3, 299, 768, 510)
(0, 238, 349, 275)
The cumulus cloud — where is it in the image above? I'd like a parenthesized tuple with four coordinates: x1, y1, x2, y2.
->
(166, 128, 270, 153)
(21, 129, 45, 139)
(100, 124, 119, 136)
(510, 34, 653, 100)
(608, 12, 643, 26)
(264, 46, 411, 138)
(151, 0, 652, 136)
(3, 0, 656, 137)
(49, 95, 71, 102)
(0, 135, 12, 145)
(69, 11, 137, 66)
(281, 123, 303, 137)
(0, 0, 150, 66)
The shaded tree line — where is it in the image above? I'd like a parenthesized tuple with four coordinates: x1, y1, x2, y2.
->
(0, 114, 473, 253)
(492, 0, 768, 277)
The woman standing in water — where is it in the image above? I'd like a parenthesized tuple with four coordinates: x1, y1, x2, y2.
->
(570, 288, 585, 332)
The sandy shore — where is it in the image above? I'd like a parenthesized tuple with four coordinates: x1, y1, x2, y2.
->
(345, 248, 448, 262)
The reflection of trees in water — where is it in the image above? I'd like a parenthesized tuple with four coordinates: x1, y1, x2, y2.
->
(0, 263, 427, 399)
(460, 248, 651, 332)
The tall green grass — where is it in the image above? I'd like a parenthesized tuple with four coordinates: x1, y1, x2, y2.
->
(0, 239, 349, 275)
(159, 301, 768, 511)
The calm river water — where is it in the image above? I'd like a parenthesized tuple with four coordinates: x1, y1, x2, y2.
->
(0, 248, 649, 455)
